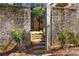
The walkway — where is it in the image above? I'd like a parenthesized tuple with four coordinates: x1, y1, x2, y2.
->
(28, 31, 46, 55)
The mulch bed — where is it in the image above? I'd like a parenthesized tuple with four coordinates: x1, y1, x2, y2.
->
(8, 52, 35, 56)
(45, 46, 79, 56)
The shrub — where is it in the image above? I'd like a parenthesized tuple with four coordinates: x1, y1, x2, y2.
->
(11, 27, 25, 47)
(0, 43, 4, 51)
(58, 28, 68, 48)
(72, 34, 79, 46)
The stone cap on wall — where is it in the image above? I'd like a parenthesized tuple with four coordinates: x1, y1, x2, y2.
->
(50, 3, 79, 10)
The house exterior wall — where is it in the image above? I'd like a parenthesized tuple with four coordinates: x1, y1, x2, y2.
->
(0, 6, 31, 46)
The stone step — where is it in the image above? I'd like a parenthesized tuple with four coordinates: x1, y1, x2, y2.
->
(32, 44, 45, 47)
(40, 40, 45, 42)
(33, 49, 46, 54)
(32, 41, 45, 46)
(32, 45, 46, 50)
(31, 31, 43, 43)
(27, 45, 46, 54)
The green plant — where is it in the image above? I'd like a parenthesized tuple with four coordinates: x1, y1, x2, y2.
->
(0, 32, 2, 36)
(11, 27, 25, 47)
(0, 43, 4, 51)
(32, 7, 45, 17)
(32, 7, 45, 30)
(72, 34, 79, 46)
(58, 28, 68, 48)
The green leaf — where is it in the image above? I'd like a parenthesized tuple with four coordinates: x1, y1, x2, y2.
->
(32, 7, 45, 17)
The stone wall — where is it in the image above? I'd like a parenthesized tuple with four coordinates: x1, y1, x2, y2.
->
(0, 6, 31, 46)
(51, 7, 79, 44)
